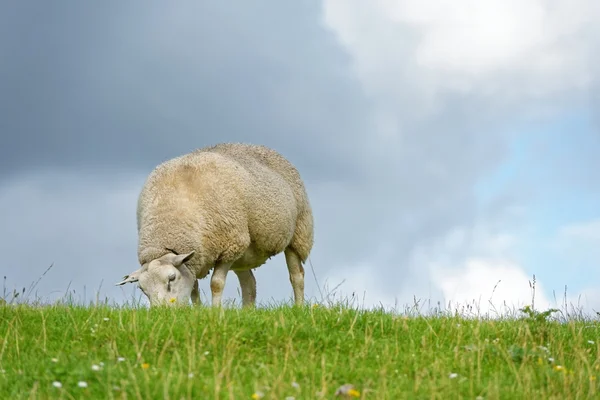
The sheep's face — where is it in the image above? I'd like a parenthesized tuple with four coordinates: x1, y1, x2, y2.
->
(115, 251, 196, 306)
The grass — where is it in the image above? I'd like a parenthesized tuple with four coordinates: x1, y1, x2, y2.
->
(0, 298, 599, 399)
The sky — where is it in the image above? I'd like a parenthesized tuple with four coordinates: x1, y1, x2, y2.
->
(1, 0, 599, 316)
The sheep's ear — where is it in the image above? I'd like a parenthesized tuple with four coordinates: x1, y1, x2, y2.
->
(115, 267, 143, 286)
(172, 251, 195, 267)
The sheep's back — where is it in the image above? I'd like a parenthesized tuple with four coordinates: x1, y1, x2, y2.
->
(204, 144, 309, 204)
(137, 148, 301, 266)
(199, 143, 313, 257)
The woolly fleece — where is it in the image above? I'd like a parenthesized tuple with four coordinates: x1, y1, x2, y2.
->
(136, 143, 314, 281)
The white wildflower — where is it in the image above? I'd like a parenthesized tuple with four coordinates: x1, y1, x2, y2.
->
(117, 357, 125, 362)
(291, 381, 300, 389)
(449, 373, 458, 379)
(91, 364, 101, 371)
(78, 381, 88, 388)
(52, 381, 62, 388)
(588, 340, 595, 345)
(51, 358, 58, 363)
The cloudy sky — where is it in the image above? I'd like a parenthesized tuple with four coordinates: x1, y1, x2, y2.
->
(2, 1, 599, 315)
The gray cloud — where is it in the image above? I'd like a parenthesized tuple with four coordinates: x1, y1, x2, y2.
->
(0, 1, 371, 183)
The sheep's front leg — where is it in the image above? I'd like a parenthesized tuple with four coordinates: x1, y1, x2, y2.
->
(234, 269, 256, 308)
(191, 280, 201, 306)
(284, 248, 305, 306)
(210, 262, 231, 307)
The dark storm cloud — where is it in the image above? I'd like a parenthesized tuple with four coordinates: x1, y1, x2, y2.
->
(0, 0, 371, 183)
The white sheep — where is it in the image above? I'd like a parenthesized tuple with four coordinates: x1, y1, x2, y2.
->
(115, 142, 314, 307)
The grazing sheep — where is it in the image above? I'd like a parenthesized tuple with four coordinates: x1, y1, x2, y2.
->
(115, 142, 314, 308)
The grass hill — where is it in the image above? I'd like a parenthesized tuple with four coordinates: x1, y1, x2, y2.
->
(1, 299, 599, 399)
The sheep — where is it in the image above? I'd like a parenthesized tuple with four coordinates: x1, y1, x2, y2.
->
(115, 142, 314, 308)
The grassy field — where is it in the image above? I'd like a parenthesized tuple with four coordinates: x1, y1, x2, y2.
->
(1, 299, 599, 399)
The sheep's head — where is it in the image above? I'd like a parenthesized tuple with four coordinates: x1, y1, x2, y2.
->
(115, 251, 196, 306)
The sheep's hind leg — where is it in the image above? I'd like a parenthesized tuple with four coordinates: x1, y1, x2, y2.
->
(210, 262, 231, 307)
(234, 269, 256, 308)
(284, 247, 305, 306)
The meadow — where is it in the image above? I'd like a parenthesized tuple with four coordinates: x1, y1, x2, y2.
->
(1, 290, 599, 399)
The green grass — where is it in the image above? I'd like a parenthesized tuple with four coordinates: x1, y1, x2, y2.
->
(1, 301, 599, 399)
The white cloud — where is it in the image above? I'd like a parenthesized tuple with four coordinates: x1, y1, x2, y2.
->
(411, 224, 552, 316)
(320, 257, 554, 318)
(319, 222, 555, 316)
(430, 259, 551, 316)
(322, 0, 599, 112)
